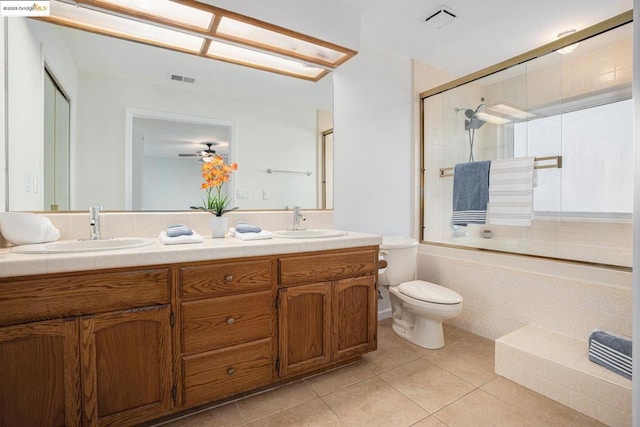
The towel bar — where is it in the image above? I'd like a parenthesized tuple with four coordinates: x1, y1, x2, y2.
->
(266, 168, 312, 176)
(438, 155, 562, 178)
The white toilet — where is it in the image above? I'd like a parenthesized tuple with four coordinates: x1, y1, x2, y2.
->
(379, 237, 463, 349)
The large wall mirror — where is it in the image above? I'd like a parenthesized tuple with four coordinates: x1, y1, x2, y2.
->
(421, 14, 633, 269)
(5, 18, 333, 212)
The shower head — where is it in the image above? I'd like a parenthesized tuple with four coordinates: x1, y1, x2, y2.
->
(465, 103, 486, 130)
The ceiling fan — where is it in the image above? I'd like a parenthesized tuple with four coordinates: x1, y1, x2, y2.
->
(178, 142, 218, 160)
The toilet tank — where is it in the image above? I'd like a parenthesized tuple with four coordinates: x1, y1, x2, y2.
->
(379, 237, 419, 286)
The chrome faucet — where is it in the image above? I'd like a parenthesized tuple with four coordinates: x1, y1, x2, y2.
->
(89, 206, 102, 240)
(292, 206, 306, 230)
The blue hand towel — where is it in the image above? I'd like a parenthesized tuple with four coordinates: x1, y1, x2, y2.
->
(452, 161, 491, 226)
(166, 224, 194, 237)
(235, 222, 262, 233)
(588, 330, 632, 380)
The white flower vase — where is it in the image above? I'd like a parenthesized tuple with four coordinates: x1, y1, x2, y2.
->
(209, 215, 228, 238)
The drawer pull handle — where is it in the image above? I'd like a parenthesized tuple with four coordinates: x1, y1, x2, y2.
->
(226, 317, 235, 325)
(224, 275, 234, 282)
(227, 367, 235, 376)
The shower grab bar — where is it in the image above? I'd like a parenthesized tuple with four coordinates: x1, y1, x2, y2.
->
(266, 168, 312, 176)
(438, 155, 562, 178)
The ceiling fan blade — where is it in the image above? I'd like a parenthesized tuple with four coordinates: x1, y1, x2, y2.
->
(178, 153, 198, 157)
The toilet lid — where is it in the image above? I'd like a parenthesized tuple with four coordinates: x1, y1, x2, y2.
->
(397, 280, 462, 304)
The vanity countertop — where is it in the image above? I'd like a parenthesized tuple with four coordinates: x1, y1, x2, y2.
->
(0, 231, 382, 278)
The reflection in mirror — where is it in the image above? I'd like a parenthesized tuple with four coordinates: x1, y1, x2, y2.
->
(421, 21, 633, 268)
(129, 112, 234, 211)
(6, 18, 333, 212)
(43, 68, 70, 211)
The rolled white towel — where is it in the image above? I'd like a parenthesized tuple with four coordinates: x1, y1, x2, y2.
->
(0, 212, 60, 245)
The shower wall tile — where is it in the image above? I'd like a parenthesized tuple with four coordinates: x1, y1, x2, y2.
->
(417, 244, 632, 342)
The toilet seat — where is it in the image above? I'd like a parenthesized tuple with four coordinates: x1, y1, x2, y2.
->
(397, 280, 462, 305)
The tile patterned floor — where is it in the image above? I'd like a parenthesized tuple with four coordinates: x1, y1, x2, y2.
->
(159, 319, 606, 427)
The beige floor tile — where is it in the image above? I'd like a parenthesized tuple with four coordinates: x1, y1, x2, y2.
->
(322, 376, 429, 427)
(305, 360, 375, 396)
(246, 398, 345, 427)
(360, 331, 422, 375)
(434, 389, 539, 427)
(421, 340, 496, 387)
(379, 358, 475, 413)
(480, 377, 582, 426)
(411, 416, 447, 427)
(161, 402, 245, 426)
(236, 381, 318, 423)
(447, 335, 495, 357)
(442, 323, 477, 346)
(571, 414, 608, 426)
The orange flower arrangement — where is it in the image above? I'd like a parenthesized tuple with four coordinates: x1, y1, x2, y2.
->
(191, 156, 238, 216)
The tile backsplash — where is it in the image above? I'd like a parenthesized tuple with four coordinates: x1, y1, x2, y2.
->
(0, 210, 335, 247)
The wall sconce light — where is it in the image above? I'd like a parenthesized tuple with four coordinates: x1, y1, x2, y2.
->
(38, 0, 357, 81)
(556, 29, 579, 54)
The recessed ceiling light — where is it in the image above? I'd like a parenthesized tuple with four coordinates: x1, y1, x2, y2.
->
(556, 29, 579, 54)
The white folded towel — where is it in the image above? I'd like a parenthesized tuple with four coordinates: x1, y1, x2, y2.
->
(229, 228, 273, 241)
(158, 231, 204, 245)
(487, 157, 535, 226)
(0, 212, 60, 245)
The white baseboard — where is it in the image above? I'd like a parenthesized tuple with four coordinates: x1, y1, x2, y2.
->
(377, 308, 392, 321)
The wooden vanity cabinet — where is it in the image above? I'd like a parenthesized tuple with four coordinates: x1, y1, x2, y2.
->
(277, 247, 378, 378)
(178, 258, 277, 409)
(80, 305, 173, 426)
(0, 267, 173, 427)
(0, 318, 81, 427)
(0, 244, 380, 425)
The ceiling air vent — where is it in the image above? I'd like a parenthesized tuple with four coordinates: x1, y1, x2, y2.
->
(169, 73, 196, 84)
(423, 5, 457, 29)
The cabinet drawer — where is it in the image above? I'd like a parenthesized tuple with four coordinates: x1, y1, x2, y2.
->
(279, 249, 377, 286)
(181, 291, 272, 354)
(0, 269, 170, 327)
(180, 260, 273, 299)
(183, 338, 272, 407)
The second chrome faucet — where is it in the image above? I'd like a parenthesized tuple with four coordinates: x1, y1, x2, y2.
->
(292, 206, 306, 230)
(89, 206, 102, 240)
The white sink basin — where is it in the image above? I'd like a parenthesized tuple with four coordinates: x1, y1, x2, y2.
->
(11, 237, 155, 254)
(273, 229, 348, 239)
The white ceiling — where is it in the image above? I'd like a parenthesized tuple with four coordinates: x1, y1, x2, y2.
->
(326, 0, 633, 76)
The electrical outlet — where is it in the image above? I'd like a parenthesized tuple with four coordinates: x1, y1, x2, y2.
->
(262, 191, 270, 200)
(237, 190, 250, 199)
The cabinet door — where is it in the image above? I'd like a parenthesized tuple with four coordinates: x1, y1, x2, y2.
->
(81, 305, 173, 426)
(332, 276, 377, 360)
(278, 282, 331, 377)
(0, 318, 81, 427)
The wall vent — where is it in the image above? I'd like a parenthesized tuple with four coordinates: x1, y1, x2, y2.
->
(423, 5, 457, 29)
(169, 73, 196, 84)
